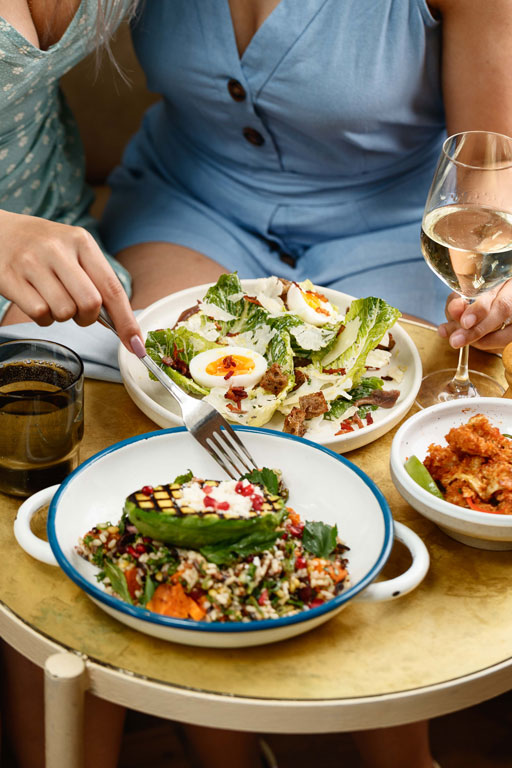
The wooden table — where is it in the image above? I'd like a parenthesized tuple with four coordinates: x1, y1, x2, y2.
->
(1, 323, 512, 767)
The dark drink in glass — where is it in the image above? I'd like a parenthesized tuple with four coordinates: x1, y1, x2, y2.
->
(0, 340, 84, 497)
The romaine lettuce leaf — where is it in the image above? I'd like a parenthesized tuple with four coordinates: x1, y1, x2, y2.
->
(325, 377, 383, 421)
(145, 327, 222, 397)
(316, 297, 400, 385)
(202, 273, 245, 332)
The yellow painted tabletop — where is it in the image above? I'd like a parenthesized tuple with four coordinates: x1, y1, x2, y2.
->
(1, 323, 511, 702)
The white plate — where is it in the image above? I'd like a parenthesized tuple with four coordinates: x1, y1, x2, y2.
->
(119, 282, 422, 452)
(15, 428, 429, 648)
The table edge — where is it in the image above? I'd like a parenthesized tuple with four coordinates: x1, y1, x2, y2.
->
(1, 600, 511, 732)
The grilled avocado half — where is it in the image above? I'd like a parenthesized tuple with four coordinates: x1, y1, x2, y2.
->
(124, 474, 287, 549)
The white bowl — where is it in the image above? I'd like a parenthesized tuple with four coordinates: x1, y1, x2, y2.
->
(118, 282, 422, 453)
(15, 428, 429, 648)
(390, 398, 512, 550)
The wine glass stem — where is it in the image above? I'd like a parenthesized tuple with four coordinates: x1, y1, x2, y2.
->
(450, 343, 471, 394)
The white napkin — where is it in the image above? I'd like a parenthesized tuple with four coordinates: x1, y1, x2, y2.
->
(0, 319, 129, 382)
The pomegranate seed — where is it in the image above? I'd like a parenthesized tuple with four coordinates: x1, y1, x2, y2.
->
(235, 481, 244, 494)
(251, 495, 263, 511)
(141, 485, 153, 496)
(289, 524, 304, 538)
(309, 598, 324, 609)
(217, 501, 230, 511)
(126, 545, 139, 558)
(241, 484, 254, 497)
(258, 589, 269, 606)
(295, 556, 307, 570)
(203, 485, 213, 494)
(135, 544, 146, 554)
(203, 495, 217, 508)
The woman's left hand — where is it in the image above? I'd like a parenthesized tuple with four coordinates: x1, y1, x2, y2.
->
(438, 280, 512, 354)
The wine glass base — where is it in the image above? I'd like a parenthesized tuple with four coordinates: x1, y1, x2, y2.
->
(416, 368, 504, 410)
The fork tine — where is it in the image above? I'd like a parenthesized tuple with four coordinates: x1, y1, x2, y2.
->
(207, 433, 248, 479)
(200, 438, 239, 480)
(212, 429, 256, 476)
(220, 424, 259, 472)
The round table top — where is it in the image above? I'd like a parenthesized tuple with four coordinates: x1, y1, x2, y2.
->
(1, 323, 512, 710)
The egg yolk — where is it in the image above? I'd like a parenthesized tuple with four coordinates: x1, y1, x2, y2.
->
(206, 354, 256, 377)
(303, 289, 330, 316)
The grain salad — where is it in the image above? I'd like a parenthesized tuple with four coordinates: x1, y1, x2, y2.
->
(77, 470, 350, 623)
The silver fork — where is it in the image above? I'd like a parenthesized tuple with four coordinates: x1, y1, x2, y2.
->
(98, 307, 259, 480)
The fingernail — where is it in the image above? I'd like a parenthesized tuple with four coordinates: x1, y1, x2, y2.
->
(450, 331, 466, 348)
(130, 335, 146, 358)
(461, 314, 477, 329)
(438, 325, 448, 338)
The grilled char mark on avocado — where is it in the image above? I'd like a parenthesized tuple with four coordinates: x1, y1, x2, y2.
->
(128, 478, 285, 520)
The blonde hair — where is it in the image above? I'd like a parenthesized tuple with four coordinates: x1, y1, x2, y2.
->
(95, 0, 140, 48)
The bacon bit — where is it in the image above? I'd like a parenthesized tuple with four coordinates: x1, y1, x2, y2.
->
(382, 376, 394, 381)
(225, 386, 248, 402)
(336, 324, 346, 336)
(366, 413, 374, 425)
(226, 402, 247, 414)
(225, 386, 248, 412)
(224, 370, 234, 380)
(161, 343, 189, 376)
(222, 355, 237, 368)
(352, 413, 364, 429)
(335, 419, 355, 435)
(225, 332, 239, 337)
(323, 367, 346, 375)
(244, 295, 262, 305)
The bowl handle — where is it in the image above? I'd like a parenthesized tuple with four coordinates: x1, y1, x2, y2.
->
(354, 521, 429, 603)
(14, 485, 60, 567)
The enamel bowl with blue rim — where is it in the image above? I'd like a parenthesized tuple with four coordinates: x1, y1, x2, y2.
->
(15, 427, 429, 648)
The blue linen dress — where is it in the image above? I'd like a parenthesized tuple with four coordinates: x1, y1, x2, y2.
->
(0, 0, 132, 321)
(101, 0, 449, 322)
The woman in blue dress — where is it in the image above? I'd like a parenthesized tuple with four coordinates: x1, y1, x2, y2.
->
(99, 0, 510, 335)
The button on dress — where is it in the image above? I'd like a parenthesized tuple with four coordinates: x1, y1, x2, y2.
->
(0, 0, 133, 321)
(101, 0, 449, 321)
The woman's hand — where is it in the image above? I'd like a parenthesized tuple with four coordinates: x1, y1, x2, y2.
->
(0, 210, 143, 352)
(438, 281, 512, 354)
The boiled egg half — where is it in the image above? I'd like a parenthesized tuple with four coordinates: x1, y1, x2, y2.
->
(189, 347, 267, 390)
(287, 283, 338, 326)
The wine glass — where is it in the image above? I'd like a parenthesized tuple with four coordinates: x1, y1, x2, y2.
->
(416, 130, 512, 409)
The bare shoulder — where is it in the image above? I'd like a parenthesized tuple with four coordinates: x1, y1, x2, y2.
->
(428, 0, 512, 16)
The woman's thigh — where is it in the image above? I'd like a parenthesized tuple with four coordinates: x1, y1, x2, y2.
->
(116, 241, 228, 310)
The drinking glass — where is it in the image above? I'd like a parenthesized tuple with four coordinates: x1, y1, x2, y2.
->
(0, 340, 84, 497)
(416, 130, 512, 408)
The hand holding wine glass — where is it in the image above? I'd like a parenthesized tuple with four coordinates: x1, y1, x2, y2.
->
(417, 130, 512, 409)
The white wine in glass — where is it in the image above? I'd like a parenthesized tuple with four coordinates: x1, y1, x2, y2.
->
(416, 131, 512, 408)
